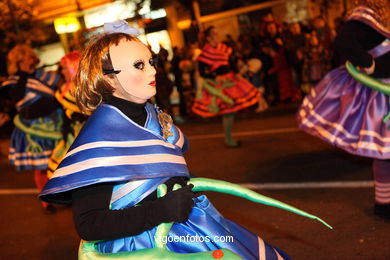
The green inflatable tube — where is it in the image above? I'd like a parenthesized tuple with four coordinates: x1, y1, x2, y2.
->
(202, 79, 235, 105)
(188, 178, 332, 229)
(13, 114, 63, 140)
(79, 241, 241, 260)
(346, 61, 390, 122)
(345, 61, 390, 95)
(79, 177, 332, 259)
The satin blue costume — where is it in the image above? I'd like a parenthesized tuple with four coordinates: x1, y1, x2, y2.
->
(40, 103, 289, 260)
(1, 69, 62, 170)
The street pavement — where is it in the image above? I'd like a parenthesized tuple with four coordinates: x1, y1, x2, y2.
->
(0, 105, 389, 260)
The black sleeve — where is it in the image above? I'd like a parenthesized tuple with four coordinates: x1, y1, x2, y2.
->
(72, 183, 154, 241)
(19, 96, 60, 119)
(72, 177, 190, 241)
(8, 71, 61, 119)
(9, 72, 29, 103)
(334, 20, 385, 68)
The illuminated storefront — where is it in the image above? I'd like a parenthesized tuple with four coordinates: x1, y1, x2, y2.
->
(38, 0, 172, 66)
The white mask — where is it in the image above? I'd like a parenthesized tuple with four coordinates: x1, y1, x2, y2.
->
(109, 39, 157, 103)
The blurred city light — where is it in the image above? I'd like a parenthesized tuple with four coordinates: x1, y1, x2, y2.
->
(84, 0, 166, 29)
(54, 17, 80, 34)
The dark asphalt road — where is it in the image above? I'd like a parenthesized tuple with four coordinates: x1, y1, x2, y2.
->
(0, 105, 389, 260)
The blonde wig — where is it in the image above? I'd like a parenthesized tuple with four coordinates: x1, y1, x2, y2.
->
(7, 44, 39, 75)
(74, 33, 139, 114)
(350, 0, 390, 29)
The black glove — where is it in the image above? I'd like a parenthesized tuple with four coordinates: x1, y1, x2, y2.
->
(149, 184, 195, 226)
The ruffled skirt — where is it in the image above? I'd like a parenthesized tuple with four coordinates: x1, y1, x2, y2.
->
(297, 67, 390, 159)
(192, 73, 260, 117)
(9, 111, 62, 171)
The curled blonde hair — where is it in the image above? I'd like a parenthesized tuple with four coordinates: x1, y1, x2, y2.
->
(74, 33, 139, 114)
(7, 44, 39, 75)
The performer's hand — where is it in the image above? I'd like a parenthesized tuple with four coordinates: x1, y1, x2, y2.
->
(358, 60, 375, 75)
(150, 184, 195, 224)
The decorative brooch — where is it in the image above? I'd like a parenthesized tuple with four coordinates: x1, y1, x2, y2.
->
(157, 107, 173, 139)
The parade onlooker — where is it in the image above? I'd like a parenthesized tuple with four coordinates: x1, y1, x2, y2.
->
(246, 58, 269, 112)
(263, 25, 300, 105)
(170, 47, 188, 117)
(310, 16, 333, 67)
(285, 22, 305, 93)
(259, 13, 282, 40)
(179, 50, 196, 116)
(155, 47, 174, 115)
(301, 33, 330, 94)
(259, 22, 281, 106)
(330, 17, 347, 69)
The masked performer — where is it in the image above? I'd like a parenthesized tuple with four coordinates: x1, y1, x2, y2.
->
(1, 44, 62, 211)
(47, 51, 86, 178)
(297, 0, 390, 218)
(192, 26, 260, 147)
(40, 21, 291, 259)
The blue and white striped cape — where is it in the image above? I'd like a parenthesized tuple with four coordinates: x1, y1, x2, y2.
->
(1, 69, 60, 111)
(40, 103, 291, 260)
(40, 103, 189, 204)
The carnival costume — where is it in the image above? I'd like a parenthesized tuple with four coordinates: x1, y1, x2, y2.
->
(41, 102, 330, 259)
(40, 20, 331, 259)
(192, 43, 260, 117)
(1, 69, 62, 170)
(47, 82, 85, 177)
(297, 6, 390, 214)
(298, 7, 390, 159)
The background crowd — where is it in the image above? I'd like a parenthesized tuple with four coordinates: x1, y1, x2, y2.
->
(0, 12, 346, 137)
(0, 12, 347, 213)
(0, 3, 389, 258)
(158, 13, 346, 121)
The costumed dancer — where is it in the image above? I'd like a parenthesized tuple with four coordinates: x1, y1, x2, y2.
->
(1, 44, 62, 212)
(297, 0, 390, 218)
(47, 51, 87, 178)
(38, 20, 329, 259)
(192, 26, 260, 148)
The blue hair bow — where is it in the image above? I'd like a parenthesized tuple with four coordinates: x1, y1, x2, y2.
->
(103, 20, 140, 36)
